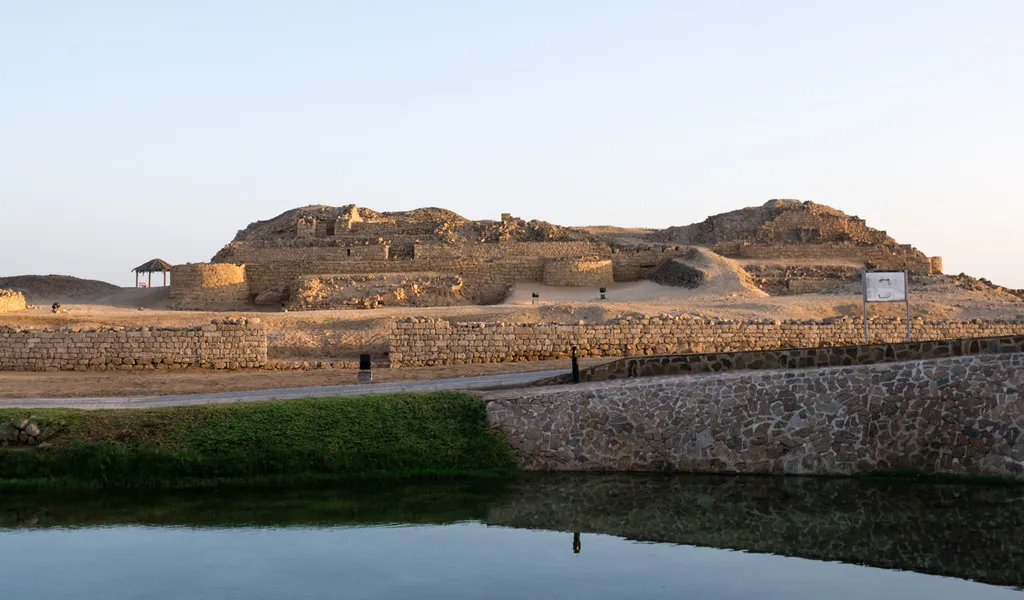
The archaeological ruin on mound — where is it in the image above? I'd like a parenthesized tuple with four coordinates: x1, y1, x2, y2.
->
(169, 199, 943, 310)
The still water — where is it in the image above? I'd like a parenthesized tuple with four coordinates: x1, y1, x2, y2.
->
(0, 475, 1021, 599)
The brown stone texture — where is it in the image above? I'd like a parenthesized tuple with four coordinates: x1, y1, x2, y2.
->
(0, 319, 267, 371)
(389, 315, 1024, 367)
(288, 273, 466, 310)
(169, 263, 249, 309)
(542, 258, 614, 287)
(744, 264, 860, 294)
(486, 352, 1024, 477)
(0, 289, 27, 313)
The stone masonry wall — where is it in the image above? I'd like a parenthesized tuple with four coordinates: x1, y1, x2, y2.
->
(288, 273, 466, 310)
(169, 263, 250, 309)
(0, 290, 27, 313)
(538, 334, 1024, 385)
(413, 241, 610, 261)
(542, 258, 614, 287)
(714, 241, 938, 275)
(388, 316, 1024, 367)
(0, 319, 267, 372)
(485, 352, 1024, 478)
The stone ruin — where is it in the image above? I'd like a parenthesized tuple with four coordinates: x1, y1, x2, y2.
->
(168, 200, 944, 310)
(0, 289, 26, 313)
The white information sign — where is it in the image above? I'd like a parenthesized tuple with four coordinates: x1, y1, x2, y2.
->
(864, 271, 907, 303)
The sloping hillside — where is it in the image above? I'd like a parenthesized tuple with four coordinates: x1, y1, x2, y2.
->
(0, 275, 122, 304)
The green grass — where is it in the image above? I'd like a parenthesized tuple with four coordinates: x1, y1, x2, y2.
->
(0, 392, 516, 489)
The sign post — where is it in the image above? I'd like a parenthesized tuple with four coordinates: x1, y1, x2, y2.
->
(862, 270, 911, 343)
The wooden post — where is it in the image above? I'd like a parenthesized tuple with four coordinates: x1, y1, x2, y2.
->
(148, 272, 152, 288)
(135, 271, 139, 288)
(163, 271, 167, 287)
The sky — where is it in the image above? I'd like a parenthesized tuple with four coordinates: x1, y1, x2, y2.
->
(1, 1, 1022, 287)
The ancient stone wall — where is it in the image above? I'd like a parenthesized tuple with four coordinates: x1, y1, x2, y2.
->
(0, 290, 26, 313)
(485, 352, 1024, 478)
(215, 243, 390, 264)
(537, 334, 1024, 385)
(169, 263, 249, 308)
(288, 273, 466, 310)
(413, 241, 609, 261)
(0, 319, 267, 371)
(714, 241, 938, 274)
(609, 248, 690, 281)
(743, 265, 860, 294)
(388, 316, 1024, 367)
(542, 258, 613, 287)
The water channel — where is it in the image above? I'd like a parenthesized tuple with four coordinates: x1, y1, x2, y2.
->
(0, 475, 1021, 599)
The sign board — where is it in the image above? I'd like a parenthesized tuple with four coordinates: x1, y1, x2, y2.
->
(864, 271, 907, 303)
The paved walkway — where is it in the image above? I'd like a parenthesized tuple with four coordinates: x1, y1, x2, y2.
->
(0, 369, 567, 409)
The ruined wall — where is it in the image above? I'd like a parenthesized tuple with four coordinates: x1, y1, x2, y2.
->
(0, 319, 267, 371)
(288, 273, 466, 310)
(714, 241, 938, 274)
(542, 258, 613, 287)
(538, 334, 1024, 385)
(0, 290, 26, 313)
(169, 263, 249, 308)
(743, 265, 860, 295)
(486, 352, 1024, 478)
(609, 248, 691, 281)
(413, 241, 610, 261)
(216, 243, 390, 264)
(388, 316, 1024, 367)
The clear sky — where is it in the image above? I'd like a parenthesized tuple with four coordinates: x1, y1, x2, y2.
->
(2, 1, 1021, 287)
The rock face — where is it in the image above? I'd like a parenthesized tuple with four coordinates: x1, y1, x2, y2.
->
(486, 352, 1024, 478)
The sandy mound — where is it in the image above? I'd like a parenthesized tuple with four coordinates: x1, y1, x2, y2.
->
(670, 247, 768, 299)
(0, 275, 122, 304)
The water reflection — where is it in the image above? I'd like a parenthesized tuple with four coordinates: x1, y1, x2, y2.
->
(0, 475, 1022, 590)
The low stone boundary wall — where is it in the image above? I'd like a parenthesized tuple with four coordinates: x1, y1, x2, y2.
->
(0, 319, 267, 371)
(0, 290, 26, 313)
(537, 335, 1024, 385)
(486, 352, 1024, 478)
(388, 316, 1024, 367)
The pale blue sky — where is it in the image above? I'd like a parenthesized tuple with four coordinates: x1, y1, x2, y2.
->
(1, 1, 1021, 287)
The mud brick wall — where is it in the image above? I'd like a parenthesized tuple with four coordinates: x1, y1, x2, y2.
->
(542, 259, 614, 287)
(0, 320, 267, 372)
(486, 352, 1024, 478)
(389, 316, 1024, 367)
(0, 290, 27, 313)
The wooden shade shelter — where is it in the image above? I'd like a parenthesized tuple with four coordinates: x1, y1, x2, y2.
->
(133, 259, 173, 288)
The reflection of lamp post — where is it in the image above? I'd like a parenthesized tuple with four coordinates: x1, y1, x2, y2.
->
(573, 532, 581, 554)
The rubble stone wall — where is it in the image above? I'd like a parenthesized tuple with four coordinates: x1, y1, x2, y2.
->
(0, 320, 267, 371)
(0, 290, 27, 313)
(485, 352, 1024, 477)
(714, 241, 939, 275)
(389, 316, 1024, 367)
(215, 243, 390, 263)
(542, 258, 613, 287)
(169, 263, 249, 308)
(413, 241, 610, 261)
(288, 273, 466, 310)
(609, 248, 690, 281)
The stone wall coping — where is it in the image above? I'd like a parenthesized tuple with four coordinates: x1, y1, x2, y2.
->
(0, 318, 263, 335)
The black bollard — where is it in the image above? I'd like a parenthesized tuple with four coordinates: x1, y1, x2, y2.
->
(571, 346, 580, 384)
(531, 292, 539, 305)
(573, 532, 581, 554)
(599, 287, 606, 300)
